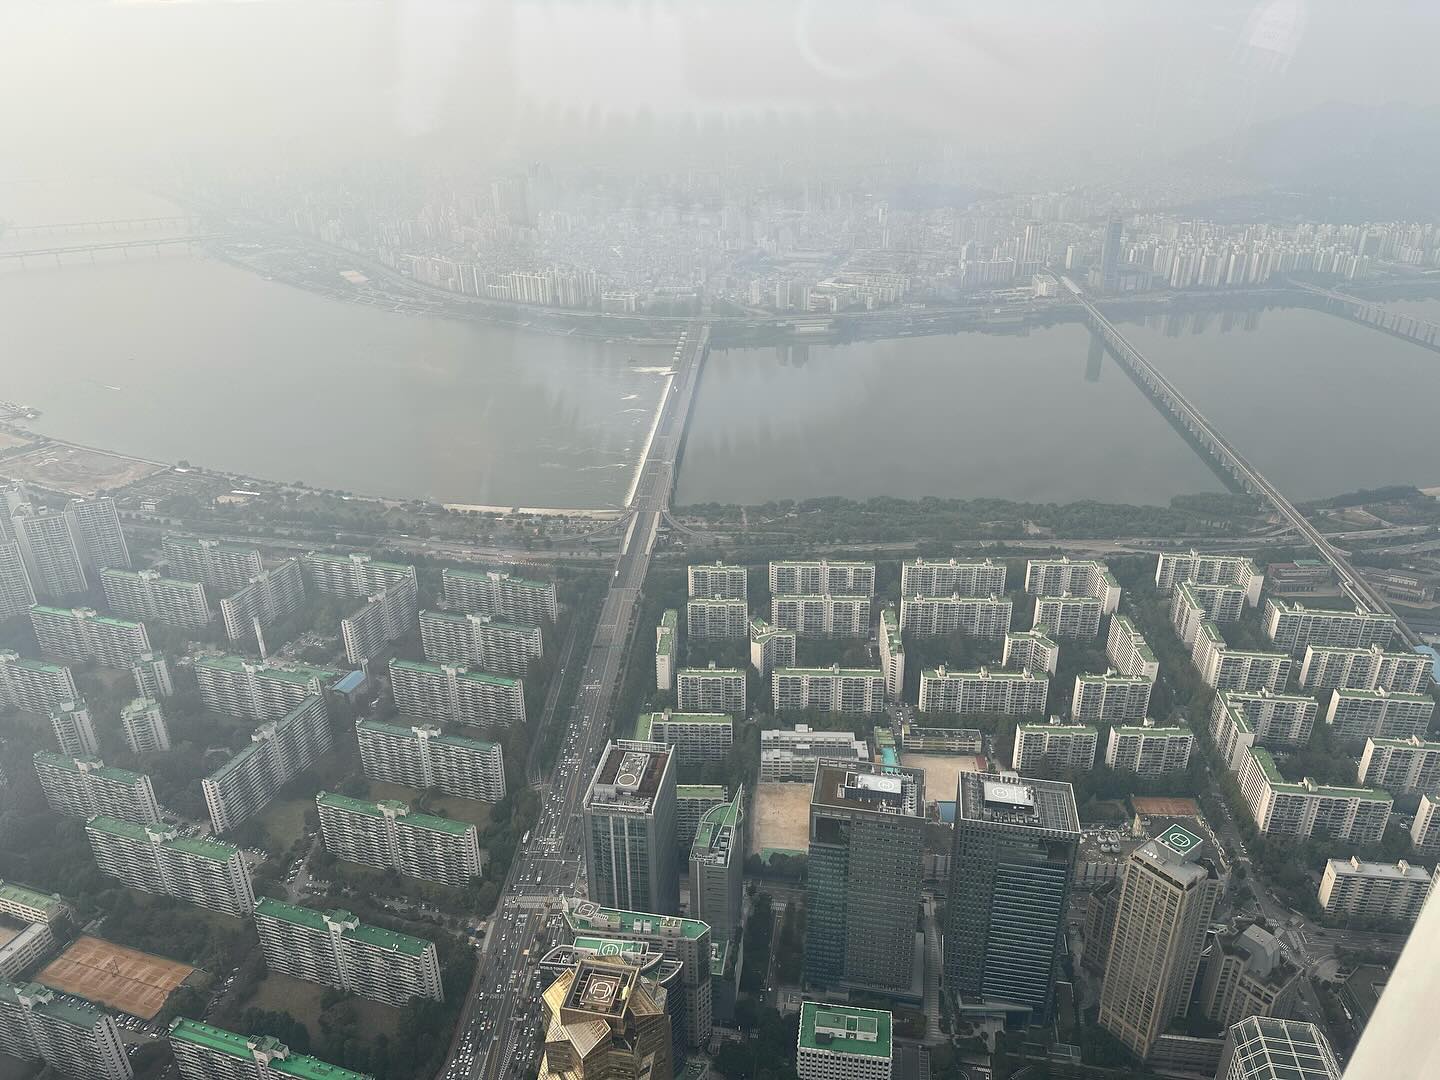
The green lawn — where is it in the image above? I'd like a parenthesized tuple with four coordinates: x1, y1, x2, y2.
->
(364, 781, 494, 829)
(248, 972, 401, 1045)
(256, 794, 313, 853)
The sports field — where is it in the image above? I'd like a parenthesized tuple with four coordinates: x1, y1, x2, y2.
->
(38, 936, 194, 1019)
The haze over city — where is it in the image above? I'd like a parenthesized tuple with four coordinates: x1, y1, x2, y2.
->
(1, 4, 1440, 1080)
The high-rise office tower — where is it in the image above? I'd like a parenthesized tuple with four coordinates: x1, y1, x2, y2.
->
(1098, 824, 1223, 1058)
(538, 959, 673, 1080)
(1216, 1016, 1341, 1080)
(584, 743, 678, 915)
(945, 773, 1080, 1022)
(688, 788, 743, 937)
(796, 1002, 893, 1080)
(806, 764, 924, 994)
(0, 980, 132, 1080)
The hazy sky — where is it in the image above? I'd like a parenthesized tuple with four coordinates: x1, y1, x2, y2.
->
(3, 0, 1439, 182)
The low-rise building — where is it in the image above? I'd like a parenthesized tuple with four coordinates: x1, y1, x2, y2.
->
(1299, 644, 1432, 694)
(0, 923, 56, 983)
(759, 726, 868, 782)
(101, 568, 211, 628)
(1105, 722, 1194, 775)
(388, 658, 526, 730)
(1106, 615, 1158, 682)
(0, 980, 131, 1080)
(687, 597, 748, 640)
(202, 696, 331, 834)
(1324, 687, 1434, 740)
(749, 617, 794, 679)
(773, 665, 885, 715)
(1236, 749, 1391, 843)
(656, 609, 677, 690)
(0, 881, 72, 926)
(1265, 561, 1333, 594)
(1013, 720, 1098, 772)
(167, 1018, 372, 1080)
(356, 719, 506, 802)
(33, 752, 160, 825)
(1263, 599, 1396, 657)
(899, 594, 1011, 638)
(771, 594, 870, 637)
(676, 664, 746, 714)
(315, 792, 482, 888)
(919, 665, 1048, 716)
(897, 724, 982, 755)
(253, 897, 443, 1006)
(1318, 857, 1431, 923)
(1071, 671, 1152, 726)
(1358, 736, 1440, 794)
(633, 711, 733, 768)
(796, 1001, 893, 1080)
(420, 608, 542, 675)
(85, 816, 255, 918)
(1003, 630, 1059, 675)
(440, 566, 557, 624)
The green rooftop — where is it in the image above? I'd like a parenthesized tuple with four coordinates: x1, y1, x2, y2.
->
(315, 792, 473, 835)
(676, 785, 726, 800)
(1112, 725, 1192, 736)
(799, 1001, 893, 1059)
(677, 666, 744, 677)
(255, 898, 431, 957)
(566, 903, 709, 941)
(316, 791, 385, 818)
(166, 834, 241, 863)
(168, 1019, 375, 1079)
(660, 609, 677, 629)
(1249, 749, 1392, 801)
(922, 666, 1042, 681)
(194, 654, 340, 682)
(33, 751, 149, 785)
(1018, 722, 1097, 735)
(775, 666, 884, 679)
(0, 881, 66, 917)
(445, 566, 549, 591)
(0, 653, 71, 674)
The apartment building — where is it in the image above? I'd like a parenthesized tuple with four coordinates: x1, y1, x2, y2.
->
(339, 578, 418, 666)
(100, 568, 211, 628)
(162, 535, 263, 592)
(1004, 630, 1060, 675)
(1357, 736, 1440, 794)
(356, 719, 506, 802)
(773, 665, 885, 715)
(1410, 795, 1440, 855)
(167, 1018, 371, 1080)
(440, 566, 557, 624)
(118, 697, 171, 753)
(0, 651, 78, 713)
(919, 665, 1048, 716)
(420, 608, 543, 675)
(130, 651, 173, 700)
(633, 711, 733, 768)
(687, 597, 749, 641)
(33, 752, 160, 825)
(388, 658, 526, 730)
(202, 696, 331, 834)
(48, 701, 97, 757)
(1210, 690, 1319, 770)
(1198, 924, 1300, 1029)
(1026, 558, 1121, 613)
(901, 557, 1006, 598)
(0, 543, 36, 623)
(771, 594, 871, 637)
(1171, 581, 1247, 645)
(656, 609, 677, 690)
(85, 817, 255, 917)
(9, 505, 87, 599)
(675, 664, 745, 714)
(1105, 722, 1194, 775)
(688, 561, 747, 600)
(1324, 687, 1434, 740)
(1154, 551, 1263, 606)
(768, 560, 875, 596)
(1071, 671, 1152, 726)
(1012, 721, 1098, 772)
(1105, 615, 1159, 682)
(1298, 643, 1432, 693)
(219, 560, 306, 645)
(253, 897, 443, 1006)
(1263, 599, 1396, 656)
(878, 607, 905, 699)
(316, 792, 482, 888)
(1236, 749, 1391, 843)
(899, 594, 1012, 638)
(1191, 622, 1293, 693)
(1033, 595, 1106, 639)
(1318, 857, 1430, 923)
(193, 654, 340, 721)
(0, 981, 131, 1080)
(30, 606, 150, 668)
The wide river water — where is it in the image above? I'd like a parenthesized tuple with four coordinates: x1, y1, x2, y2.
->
(5, 182, 1440, 509)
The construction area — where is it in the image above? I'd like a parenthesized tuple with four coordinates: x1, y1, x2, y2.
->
(0, 441, 165, 495)
(38, 935, 195, 1019)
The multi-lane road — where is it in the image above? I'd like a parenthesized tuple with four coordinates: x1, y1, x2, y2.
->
(439, 324, 710, 1080)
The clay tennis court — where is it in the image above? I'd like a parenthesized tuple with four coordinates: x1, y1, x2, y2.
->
(38, 936, 194, 1019)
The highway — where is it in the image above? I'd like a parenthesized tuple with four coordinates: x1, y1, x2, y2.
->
(1062, 274, 1420, 648)
(439, 323, 710, 1080)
